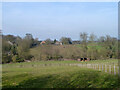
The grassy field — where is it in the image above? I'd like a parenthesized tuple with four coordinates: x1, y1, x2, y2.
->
(2, 59, 119, 88)
(3, 59, 118, 67)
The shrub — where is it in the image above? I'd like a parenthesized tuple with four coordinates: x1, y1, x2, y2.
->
(12, 55, 24, 63)
(2, 54, 12, 64)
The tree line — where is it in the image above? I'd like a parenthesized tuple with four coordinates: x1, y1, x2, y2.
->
(2, 32, 118, 63)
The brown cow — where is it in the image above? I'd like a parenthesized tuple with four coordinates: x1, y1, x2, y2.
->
(87, 58, 90, 61)
(77, 59, 81, 61)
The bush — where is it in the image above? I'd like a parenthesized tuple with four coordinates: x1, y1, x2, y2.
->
(2, 54, 12, 64)
(12, 55, 24, 63)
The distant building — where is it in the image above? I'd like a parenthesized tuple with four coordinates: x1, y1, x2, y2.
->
(72, 41, 81, 44)
(60, 42, 62, 45)
(7, 41, 13, 45)
(55, 41, 62, 45)
(40, 41, 46, 45)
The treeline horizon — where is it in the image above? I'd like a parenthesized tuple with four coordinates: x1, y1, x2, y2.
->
(2, 33, 118, 42)
(2, 32, 118, 64)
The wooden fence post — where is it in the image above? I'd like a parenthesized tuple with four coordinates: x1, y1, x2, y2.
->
(118, 66, 120, 77)
(94, 64, 95, 69)
(105, 64, 107, 73)
(97, 64, 99, 70)
(118, 66, 119, 75)
(88, 64, 89, 68)
(114, 65, 116, 75)
(97, 64, 98, 70)
(109, 65, 111, 74)
(95, 64, 96, 69)
(91, 64, 92, 69)
(99, 64, 101, 71)
(92, 64, 93, 69)
(95, 64, 97, 70)
(102, 64, 103, 71)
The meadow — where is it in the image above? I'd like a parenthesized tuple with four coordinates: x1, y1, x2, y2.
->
(2, 59, 119, 88)
(2, 3, 119, 89)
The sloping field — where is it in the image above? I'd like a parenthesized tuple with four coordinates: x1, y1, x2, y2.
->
(2, 60, 119, 88)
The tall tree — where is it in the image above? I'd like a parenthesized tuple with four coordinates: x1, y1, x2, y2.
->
(80, 32, 88, 44)
(54, 39, 57, 44)
(98, 36, 105, 42)
(60, 37, 72, 44)
(17, 34, 34, 60)
(45, 38, 53, 45)
(89, 33, 97, 43)
(80, 32, 88, 57)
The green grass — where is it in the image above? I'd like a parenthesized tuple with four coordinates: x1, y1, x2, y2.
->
(75, 43, 103, 49)
(2, 59, 119, 88)
(3, 59, 118, 66)
(80, 59, 118, 64)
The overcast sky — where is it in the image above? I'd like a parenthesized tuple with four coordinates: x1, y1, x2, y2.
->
(2, 2, 118, 40)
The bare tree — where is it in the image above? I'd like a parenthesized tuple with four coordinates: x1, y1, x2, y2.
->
(80, 32, 88, 57)
(80, 32, 88, 43)
(60, 37, 72, 44)
(89, 33, 97, 43)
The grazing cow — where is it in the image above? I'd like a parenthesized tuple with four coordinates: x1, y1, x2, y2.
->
(77, 58, 90, 62)
(87, 58, 90, 61)
(84, 58, 87, 61)
(80, 58, 84, 61)
(77, 59, 81, 61)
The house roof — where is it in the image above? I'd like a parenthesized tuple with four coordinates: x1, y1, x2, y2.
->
(40, 41, 46, 44)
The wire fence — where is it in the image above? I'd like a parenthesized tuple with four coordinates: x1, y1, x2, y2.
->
(76, 63, 119, 75)
(3, 62, 119, 76)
